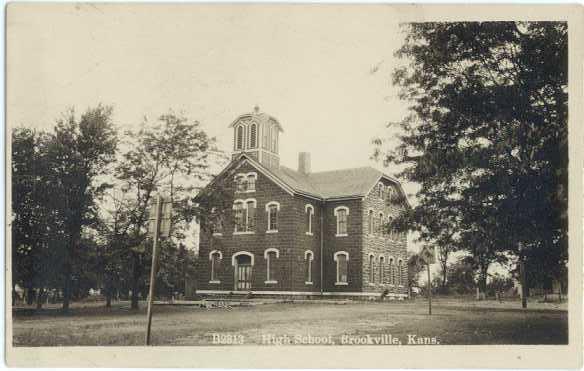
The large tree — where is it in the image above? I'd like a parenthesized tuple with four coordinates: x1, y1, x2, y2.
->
(378, 22, 568, 307)
(46, 106, 118, 310)
(109, 112, 215, 309)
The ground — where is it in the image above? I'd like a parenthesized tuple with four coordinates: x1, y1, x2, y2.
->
(12, 298, 568, 346)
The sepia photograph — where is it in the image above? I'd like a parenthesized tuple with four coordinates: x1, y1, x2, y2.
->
(5, 3, 583, 368)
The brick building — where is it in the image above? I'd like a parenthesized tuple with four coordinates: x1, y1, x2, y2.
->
(195, 107, 410, 298)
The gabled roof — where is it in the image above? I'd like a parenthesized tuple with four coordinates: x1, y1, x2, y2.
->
(218, 154, 411, 207)
(196, 153, 410, 207)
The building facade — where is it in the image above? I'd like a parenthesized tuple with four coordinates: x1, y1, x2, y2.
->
(195, 107, 410, 298)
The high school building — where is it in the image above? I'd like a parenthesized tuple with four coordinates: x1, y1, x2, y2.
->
(195, 107, 410, 298)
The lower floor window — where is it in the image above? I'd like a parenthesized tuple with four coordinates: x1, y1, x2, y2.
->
(209, 251, 222, 282)
(334, 251, 349, 284)
(265, 248, 279, 283)
(305, 251, 314, 283)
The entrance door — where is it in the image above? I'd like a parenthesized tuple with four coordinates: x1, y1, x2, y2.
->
(234, 254, 252, 290)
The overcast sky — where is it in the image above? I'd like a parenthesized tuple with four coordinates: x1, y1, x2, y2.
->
(7, 3, 430, 250)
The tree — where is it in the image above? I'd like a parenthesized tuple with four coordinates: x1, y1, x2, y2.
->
(46, 105, 118, 310)
(111, 111, 215, 309)
(376, 22, 568, 307)
(11, 128, 61, 307)
(407, 252, 425, 290)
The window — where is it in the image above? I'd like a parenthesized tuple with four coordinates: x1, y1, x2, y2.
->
(334, 251, 349, 285)
(262, 122, 268, 149)
(266, 201, 280, 232)
(368, 210, 374, 235)
(377, 212, 384, 235)
(235, 175, 247, 192)
(236, 125, 244, 150)
(386, 186, 393, 206)
(249, 123, 257, 148)
(305, 204, 314, 235)
(369, 254, 375, 283)
(334, 206, 349, 236)
(389, 258, 395, 285)
(246, 173, 256, 191)
(233, 199, 256, 233)
(378, 183, 384, 198)
(212, 215, 223, 235)
(398, 259, 403, 285)
(264, 248, 279, 284)
(305, 250, 314, 284)
(209, 250, 222, 283)
(235, 172, 257, 192)
(379, 256, 385, 284)
(271, 124, 277, 152)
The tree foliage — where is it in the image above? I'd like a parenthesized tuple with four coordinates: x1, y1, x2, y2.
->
(376, 22, 568, 299)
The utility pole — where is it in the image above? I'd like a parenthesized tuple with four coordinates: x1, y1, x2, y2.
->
(145, 195, 163, 346)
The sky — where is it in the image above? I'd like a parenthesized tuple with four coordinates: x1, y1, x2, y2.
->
(8, 3, 428, 251)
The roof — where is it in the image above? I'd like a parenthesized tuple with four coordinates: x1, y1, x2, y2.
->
(238, 154, 409, 206)
(228, 111, 284, 132)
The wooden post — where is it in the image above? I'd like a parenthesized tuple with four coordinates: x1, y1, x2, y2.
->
(146, 195, 163, 345)
(427, 264, 432, 315)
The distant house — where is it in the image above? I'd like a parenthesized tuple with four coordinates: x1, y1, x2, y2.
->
(195, 107, 410, 298)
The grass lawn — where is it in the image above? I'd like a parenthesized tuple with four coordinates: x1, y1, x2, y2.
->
(12, 298, 568, 346)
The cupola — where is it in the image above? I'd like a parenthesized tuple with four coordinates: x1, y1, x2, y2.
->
(229, 106, 283, 169)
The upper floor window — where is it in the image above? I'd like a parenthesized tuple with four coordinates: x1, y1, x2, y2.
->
(305, 204, 314, 235)
(234, 172, 257, 193)
(334, 251, 349, 285)
(368, 254, 375, 283)
(378, 183, 385, 199)
(368, 210, 374, 235)
(266, 201, 280, 233)
(304, 250, 314, 284)
(378, 212, 384, 235)
(209, 250, 223, 283)
(334, 206, 349, 237)
(233, 199, 256, 233)
(249, 123, 257, 149)
(236, 125, 244, 150)
(264, 248, 279, 284)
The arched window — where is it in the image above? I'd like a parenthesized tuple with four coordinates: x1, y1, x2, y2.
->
(368, 254, 375, 283)
(304, 250, 314, 284)
(266, 201, 280, 232)
(233, 199, 256, 233)
(334, 206, 349, 236)
(379, 256, 385, 284)
(398, 259, 403, 286)
(236, 125, 244, 150)
(246, 172, 257, 192)
(378, 212, 384, 235)
(305, 204, 314, 235)
(334, 251, 349, 285)
(249, 123, 257, 149)
(389, 257, 395, 285)
(368, 210, 374, 235)
(209, 250, 223, 283)
(264, 248, 279, 284)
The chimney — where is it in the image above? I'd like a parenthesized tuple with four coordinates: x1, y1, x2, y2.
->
(298, 152, 311, 175)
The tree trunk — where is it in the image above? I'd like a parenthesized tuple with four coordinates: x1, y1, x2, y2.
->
(105, 276, 112, 308)
(62, 261, 72, 311)
(26, 288, 35, 305)
(131, 252, 141, 310)
(520, 259, 528, 308)
(36, 288, 45, 310)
